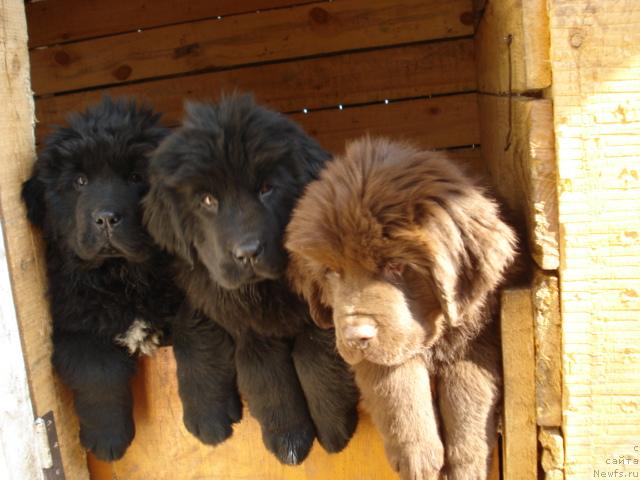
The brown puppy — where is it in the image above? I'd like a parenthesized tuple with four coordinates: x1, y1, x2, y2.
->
(286, 137, 517, 480)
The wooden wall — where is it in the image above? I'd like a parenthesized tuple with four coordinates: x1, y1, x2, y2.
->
(548, 1, 640, 479)
(24, 1, 495, 479)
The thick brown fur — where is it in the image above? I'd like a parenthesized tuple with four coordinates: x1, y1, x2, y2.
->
(286, 137, 517, 480)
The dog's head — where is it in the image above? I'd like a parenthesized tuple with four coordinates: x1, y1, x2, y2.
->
(286, 137, 517, 366)
(22, 97, 167, 264)
(143, 94, 329, 290)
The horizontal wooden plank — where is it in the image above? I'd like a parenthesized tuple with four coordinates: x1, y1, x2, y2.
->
(35, 39, 476, 139)
(295, 94, 480, 153)
(475, 0, 551, 93)
(30, 0, 474, 95)
(89, 347, 398, 480)
(478, 95, 559, 270)
(26, 0, 310, 48)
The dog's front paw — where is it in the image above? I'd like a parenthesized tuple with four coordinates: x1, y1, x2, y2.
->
(387, 443, 444, 480)
(79, 419, 134, 462)
(262, 423, 316, 465)
(315, 406, 358, 453)
(182, 394, 243, 446)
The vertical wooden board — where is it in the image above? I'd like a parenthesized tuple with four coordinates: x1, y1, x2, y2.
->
(501, 287, 537, 480)
(29, 0, 474, 95)
(0, 224, 41, 479)
(89, 348, 398, 480)
(475, 0, 551, 93)
(549, 1, 640, 478)
(539, 427, 565, 480)
(478, 95, 559, 269)
(34, 38, 477, 139)
(0, 0, 89, 478)
(533, 270, 562, 427)
(26, 0, 310, 47)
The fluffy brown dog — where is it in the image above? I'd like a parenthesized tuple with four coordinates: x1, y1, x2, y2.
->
(286, 137, 517, 480)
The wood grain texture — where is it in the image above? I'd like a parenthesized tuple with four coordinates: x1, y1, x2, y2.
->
(26, 0, 311, 48)
(0, 0, 88, 478)
(296, 94, 480, 153)
(478, 95, 559, 269)
(34, 38, 476, 139)
(539, 427, 565, 480)
(549, 0, 640, 478)
(475, 0, 551, 93)
(37, 95, 484, 175)
(500, 288, 537, 480)
(89, 348, 399, 480)
(533, 270, 562, 427)
(29, 0, 474, 95)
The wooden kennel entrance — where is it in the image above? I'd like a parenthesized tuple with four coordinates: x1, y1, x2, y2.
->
(1, 0, 638, 479)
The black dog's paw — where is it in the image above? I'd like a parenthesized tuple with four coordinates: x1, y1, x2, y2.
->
(183, 396, 242, 446)
(315, 406, 359, 453)
(79, 420, 134, 462)
(262, 424, 316, 465)
(226, 392, 243, 424)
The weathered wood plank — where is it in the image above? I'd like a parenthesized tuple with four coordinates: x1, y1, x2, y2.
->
(539, 427, 565, 480)
(89, 348, 398, 480)
(0, 0, 88, 478)
(29, 0, 474, 95)
(296, 94, 480, 154)
(501, 287, 537, 480)
(478, 95, 559, 269)
(549, 1, 640, 478)
(475, 0, 550, 93)
(533, 270, 562, 427)
(34, 38, 477, 140)
(26, 0, 310, 48)
(38, 95, 482, 173)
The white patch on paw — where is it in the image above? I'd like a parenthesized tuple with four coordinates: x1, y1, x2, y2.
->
(115, 318, 161, 356)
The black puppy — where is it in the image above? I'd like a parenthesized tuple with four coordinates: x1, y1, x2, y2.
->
(144, 95, 359, 464)
(21, 98, 239, 461)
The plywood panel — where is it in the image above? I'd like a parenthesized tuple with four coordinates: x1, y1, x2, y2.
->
(478, 95, 559, 270)
(29, 0, 474, 95)
(475, 0, 550, 93)
(297, 94, 480, 153)
(501, 288, 537, 480)
(0, 0, 88, 478)
(549, 0, 640, 478)
(26, 0, 309, 47)
(34, 38, 477, 139)
(89, 348, 398, 480)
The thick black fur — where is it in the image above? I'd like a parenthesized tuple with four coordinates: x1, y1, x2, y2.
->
(143, 95, 359, 464)
(21, 97, 239, 461)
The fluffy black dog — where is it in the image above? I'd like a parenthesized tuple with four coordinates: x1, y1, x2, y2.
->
(143, 95, 359, 464)
(20, 98, 240, 461)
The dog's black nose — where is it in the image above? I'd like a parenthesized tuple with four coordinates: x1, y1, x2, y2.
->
(233, 240, 263, 264)
(93, 210, 122, 229)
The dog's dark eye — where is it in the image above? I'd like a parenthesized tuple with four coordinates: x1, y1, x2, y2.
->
(200, 193, 218, 212)
(128, 173, 143, 183)
(74, 174, 88, 188)
(259, 182, 274, 199)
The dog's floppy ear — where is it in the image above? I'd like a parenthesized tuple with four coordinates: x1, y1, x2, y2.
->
(287, 255, 334, 329)
(143, 179, 193, 266)
(307, 283, 334, 329)
(21, 167, 46, 229)
(406, 187, 517, 328)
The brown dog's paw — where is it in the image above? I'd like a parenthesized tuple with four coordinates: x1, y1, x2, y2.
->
(386, 443, 444, 480)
